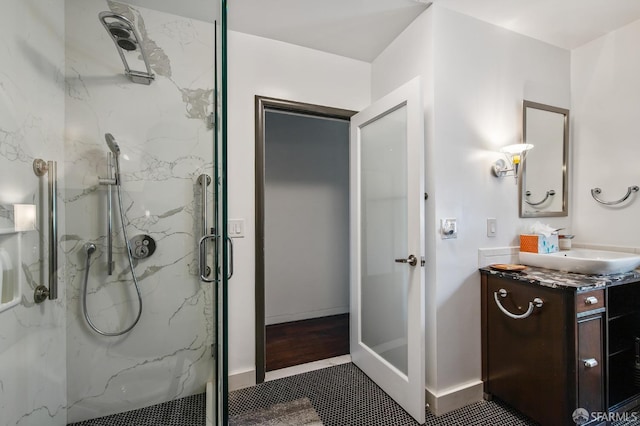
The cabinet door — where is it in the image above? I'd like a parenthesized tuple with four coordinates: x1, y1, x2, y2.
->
(486, 276, 573, 425)
(578, 315, 604, 414)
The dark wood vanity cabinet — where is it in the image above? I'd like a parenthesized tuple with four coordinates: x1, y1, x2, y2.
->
(481, 272, 606, 425)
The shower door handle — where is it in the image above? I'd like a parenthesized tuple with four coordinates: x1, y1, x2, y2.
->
(199, 233, 219, 283)
(226, 236, 234, 280)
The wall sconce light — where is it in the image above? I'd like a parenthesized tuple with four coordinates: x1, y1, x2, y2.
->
(492, 143, 534, 181)
(13, 204, 36, 231)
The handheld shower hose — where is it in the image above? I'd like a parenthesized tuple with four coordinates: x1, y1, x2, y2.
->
(82, 135, 142, 336)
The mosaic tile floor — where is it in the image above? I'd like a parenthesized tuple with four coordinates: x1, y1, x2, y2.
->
(230, 363, 538, 426)
(67, 393, 206, 426)
(74, 362, 623, 425)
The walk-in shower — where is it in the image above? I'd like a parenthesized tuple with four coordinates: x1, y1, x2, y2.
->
(99, 11, 155, 84)
(2, 0, 227, 424)
(83, 133, 143, 336)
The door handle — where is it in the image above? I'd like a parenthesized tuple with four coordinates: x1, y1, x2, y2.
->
(226, 236, 234, 280)
(395, 254, 417, 267)
(199, 233, 219, 282)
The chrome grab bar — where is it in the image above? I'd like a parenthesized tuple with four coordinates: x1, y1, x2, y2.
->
(524, 189, 555, 206)
(493, 288, 543, 320)
(198, 174, 212, 279)
(33, 159, 58, 303)
(591, 186, 639, 206)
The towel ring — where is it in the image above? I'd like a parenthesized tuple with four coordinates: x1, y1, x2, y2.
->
(525, 189, 555, 206)
(591, 186, 639, 206)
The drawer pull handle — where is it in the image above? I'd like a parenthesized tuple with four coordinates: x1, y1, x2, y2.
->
(494, 288, 543, 320)
(584, 358, 598, 368)
(585, 296, 598, 305)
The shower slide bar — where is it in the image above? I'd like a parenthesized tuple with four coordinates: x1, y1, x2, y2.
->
(33, 159, 58, 303)
(99, 152, 117, 275)
(591, 185, 639, 206)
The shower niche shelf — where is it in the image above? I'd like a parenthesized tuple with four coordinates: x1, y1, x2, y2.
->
(0, 231, 24, 314)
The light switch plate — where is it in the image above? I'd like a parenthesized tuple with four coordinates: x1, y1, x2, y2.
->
(487, 218, 497, 237)
(441, 218, 457, 239)
(228, 219, 245, 238)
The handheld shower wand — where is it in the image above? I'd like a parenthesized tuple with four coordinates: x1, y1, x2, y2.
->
(105, 133, 121, 185)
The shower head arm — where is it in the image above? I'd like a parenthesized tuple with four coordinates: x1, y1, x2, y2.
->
(98, 11, 155, 85)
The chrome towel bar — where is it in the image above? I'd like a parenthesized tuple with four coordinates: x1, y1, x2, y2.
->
(591, 185, 639, 206)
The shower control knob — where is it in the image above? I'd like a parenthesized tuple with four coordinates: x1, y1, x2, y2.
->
(135, 246, 149, 258)
(129, 234, 156, 259)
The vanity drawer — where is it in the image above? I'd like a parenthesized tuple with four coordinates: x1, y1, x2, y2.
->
(577, 290, 605, 313)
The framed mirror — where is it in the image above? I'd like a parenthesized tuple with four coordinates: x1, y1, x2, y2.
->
(519, 100, 569, 217)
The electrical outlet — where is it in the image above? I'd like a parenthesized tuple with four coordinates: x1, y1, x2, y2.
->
(441, 218, 457, 239)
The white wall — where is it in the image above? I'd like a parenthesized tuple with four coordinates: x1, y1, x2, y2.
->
(371, 6, 439, 399)
(572, 18, 640, 248)
(264, 111, 349, 325)
(227, 30, 371, 378)
(65, 1, 215, 421)
(372, 5, 572, 412)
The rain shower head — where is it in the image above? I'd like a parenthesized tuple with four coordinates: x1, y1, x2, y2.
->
(105, 133, 120, 156)
(98, 11, 155, 85)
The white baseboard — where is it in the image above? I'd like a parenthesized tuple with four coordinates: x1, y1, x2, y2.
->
(426, 380, 483, 416)
(228, 369, 256, 392)
(265, 306, 349, 326)
(206, 381, 213, 426)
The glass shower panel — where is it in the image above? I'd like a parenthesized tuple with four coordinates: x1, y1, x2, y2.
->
(64, 0, 224, 423)
(359, 105, 409, 375)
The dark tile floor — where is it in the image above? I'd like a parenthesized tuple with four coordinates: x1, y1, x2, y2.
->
(67, 393, 206, 426)
(71, 362, 640, 425)
(230, 363, 538, 426)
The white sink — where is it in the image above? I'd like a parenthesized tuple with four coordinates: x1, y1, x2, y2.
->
(519, 249, 640, 275)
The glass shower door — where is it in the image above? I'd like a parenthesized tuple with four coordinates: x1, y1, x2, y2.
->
(212, 0, 229, 424)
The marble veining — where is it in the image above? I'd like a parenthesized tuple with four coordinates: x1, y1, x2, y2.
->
(0, 0, 67, 425)
(64, 0, 215, 422)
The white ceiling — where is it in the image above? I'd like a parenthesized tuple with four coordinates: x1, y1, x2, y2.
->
(434, 0, 640, 50)
(118, 0, 640, 62)
(227, 0, 430, 62)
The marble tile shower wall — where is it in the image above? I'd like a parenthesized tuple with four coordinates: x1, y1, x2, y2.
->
(65, 1, 215, 422)
(0, 1, 67, 425)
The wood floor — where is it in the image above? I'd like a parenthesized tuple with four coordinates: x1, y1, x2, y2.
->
(265, 313, 349, 371)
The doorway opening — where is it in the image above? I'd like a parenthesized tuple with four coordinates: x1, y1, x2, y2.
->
(255, 96, 356, 383)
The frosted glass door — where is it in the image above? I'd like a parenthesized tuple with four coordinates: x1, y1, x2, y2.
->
(350, 77, 425, 424)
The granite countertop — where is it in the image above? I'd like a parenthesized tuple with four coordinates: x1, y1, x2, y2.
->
(479, 266, 640, 291)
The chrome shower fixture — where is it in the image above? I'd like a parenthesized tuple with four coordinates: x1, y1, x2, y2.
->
(99, 11, 155, 85)
(105, 133, 120, 156)
(104, 133, 121, 185)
